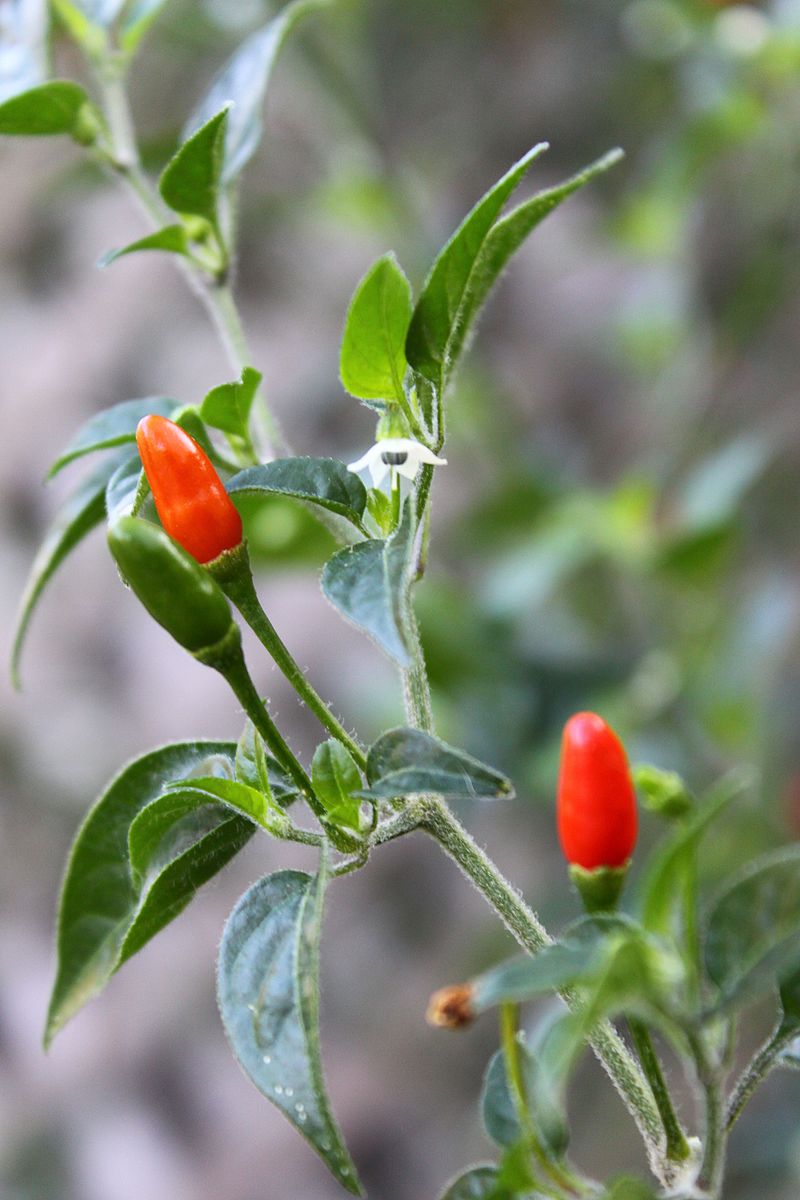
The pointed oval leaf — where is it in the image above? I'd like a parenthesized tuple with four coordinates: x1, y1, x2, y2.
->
(405, 143, 548, 388)
(638, 767, 753, 935)
(705, 845, 800, 1011)
(446, 149, 623, 378)
(218, 866, 362, 1195)
(159, 107, 228, 225)
(48, 396, 176, 478)
(12, 449, 134, 688)
(105, 455, 149, 522)
(362, 727, 513, 801)
(340, 252, 412, 404)
(481, 1047, 526, 1149)
(321, 498, 414, 664)
(311, 740, 363, 832)
(201, 366, 262, 439)
(45, 740, 242, 1046)
(98, 225, 189, 269)
(130, 777, 289, 881)
(185, 0, 331, 184)
(227, 456, 367, 525)
(0, 80, 91, 135)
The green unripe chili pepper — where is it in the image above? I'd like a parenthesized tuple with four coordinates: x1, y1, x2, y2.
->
(108, 516, 236, 657)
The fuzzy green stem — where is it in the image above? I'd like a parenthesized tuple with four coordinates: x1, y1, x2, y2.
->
(212, 547, 367, 770)
(725, 1022, 796, 1131)
(689, 1031, 726, 1197)
(401, 604, 434, 734)
(92, 65, 282, 458)
(419, 797, 666, 1176)
(628, 1019, 690, 1163)
(219, 650, 317, 810)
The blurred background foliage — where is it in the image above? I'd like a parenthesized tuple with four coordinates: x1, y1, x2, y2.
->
(2, 1, 800, 1197)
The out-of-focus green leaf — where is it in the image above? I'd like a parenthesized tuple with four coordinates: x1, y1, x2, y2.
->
(45, 741, 248, 1045)
(0, 80, 93, 136)
(311, 740, 363, 832)
(362, 726, 513, 801)
(321, 498, 414, 663)
(228, 457, 367, 527)
(185, 0, 331, 184)
(217, 865, 363, 1194)
(639, 769, 752, 936)
(200, 366, 262, 440)
(98, 225, 189, 268)
(603, 1178, 658, 1200)
(159, 107, 228, 227)
(47, 396, 176, 477)
(11, 449, 134, 688)
(481, 1045, 532, 1149)
(406, 144, 549, 389)
(340, 252, 412, 405)
(705, 845, 800, 1012)
(118, 0, 171, 53)
(51, 0, 117, 53)
(438, 1165, 507, 1200)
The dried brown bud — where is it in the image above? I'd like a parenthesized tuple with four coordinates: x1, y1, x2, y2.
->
(426, 983, 475, 1030)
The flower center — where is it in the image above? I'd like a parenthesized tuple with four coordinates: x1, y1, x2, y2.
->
(380, 450, 408, 466)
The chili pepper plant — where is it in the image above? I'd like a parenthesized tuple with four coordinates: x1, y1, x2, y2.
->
(6, 4, 799, 1199)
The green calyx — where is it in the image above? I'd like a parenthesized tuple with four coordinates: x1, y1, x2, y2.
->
(205, 537, 252, 586)
(108, 516, 236, 655)
(569, 862, 630, 913)
(376, 406, 412, 440)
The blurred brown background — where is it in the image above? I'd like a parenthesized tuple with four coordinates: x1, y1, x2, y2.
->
(3, 1, 800, 1197)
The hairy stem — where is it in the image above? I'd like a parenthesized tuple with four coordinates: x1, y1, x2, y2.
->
(689, 1031, 726, 1197)
(220, 652, 317, 809)
(214, 552, 367, 770)
(725, 1022, 795, 1131)
(419, 796, 667, 1178)
(93, 65, 282, 456)
(628, 1019, 690, 1163)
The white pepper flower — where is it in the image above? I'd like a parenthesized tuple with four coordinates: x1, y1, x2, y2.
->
(346, 438, 447, 490)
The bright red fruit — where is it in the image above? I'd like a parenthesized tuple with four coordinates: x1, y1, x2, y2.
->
(135, 414, 242, 564)
(557, 711, 638, 870)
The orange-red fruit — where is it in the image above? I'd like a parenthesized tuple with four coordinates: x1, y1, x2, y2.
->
(556, 712, 638, 870)
(135, 414, 242, 564)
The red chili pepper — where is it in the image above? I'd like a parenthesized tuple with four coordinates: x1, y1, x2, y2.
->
(557, 712, 638, 870)
(136, 414, 242, 564)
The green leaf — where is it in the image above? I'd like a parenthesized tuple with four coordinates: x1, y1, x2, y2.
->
(98, 225, 190, 269)
(118, 0, 171, 53)
(11, 449, 134, 688)
(362, 726, 513, 801)
(131, 777, 289, 880)
(320, 497, 415, 664)
(45, 741, 248, 1046)
(405, 143, 548, 389)
(227, 456, 367, 527)
(638, 768, 752, 936)
(0, 80, 93, 136)
(47, 396, 176, 478)
(340, 253, 412, 405)
(473, 942, 605, 1013)
(438, 1166, 506, 1200)
(217, 864, 363, 1195)
(235, 720, 298, 804)
(159, 107, 229, 227)
(51, 0, 121, 53)
(705, 846, 800, 1012)
(481, 1046, 528, 1149)
(311, 740, 363, 832)
(200, 366, 262, 440)
(105, 455, 148, 522)
(446, 150, 624, 381)
(185, 0, 331, 184)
